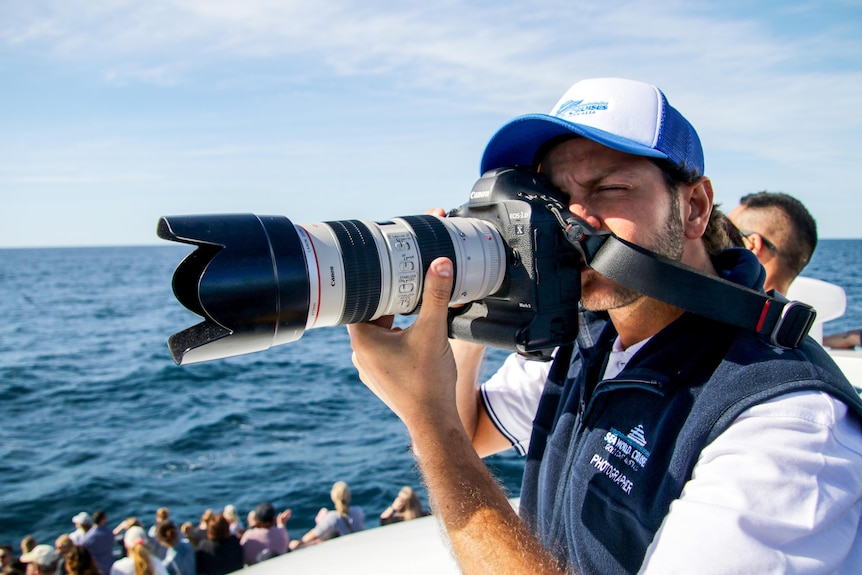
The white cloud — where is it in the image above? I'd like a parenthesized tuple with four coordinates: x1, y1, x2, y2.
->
(5, 0, 859, 152)
(2, 0, 860, 243)
(104, 63, 185, 86)
(3, 1, 856, 99)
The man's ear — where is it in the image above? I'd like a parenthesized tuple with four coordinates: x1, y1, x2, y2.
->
(683, 177, 713, 239)
(744, 232, 767, 256)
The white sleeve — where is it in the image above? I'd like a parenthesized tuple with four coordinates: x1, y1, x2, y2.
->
(479, 352, 551, 456)
(640, 390, 862, 574)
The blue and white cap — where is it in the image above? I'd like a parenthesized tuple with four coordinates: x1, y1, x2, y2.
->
(480, 78, 704, 176)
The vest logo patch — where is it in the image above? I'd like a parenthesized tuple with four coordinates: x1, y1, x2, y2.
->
(603, 426, 651, 472)
(589, 453, 634, 495)
(593, 426, 651, 496)
(627, 424, 647, 448)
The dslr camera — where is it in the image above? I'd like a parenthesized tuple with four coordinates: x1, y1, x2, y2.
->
(159, 167, 584, 365)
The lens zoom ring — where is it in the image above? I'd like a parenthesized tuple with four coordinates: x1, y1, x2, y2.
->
(326, 220, 382, 324)
(400, 215, 458, 287)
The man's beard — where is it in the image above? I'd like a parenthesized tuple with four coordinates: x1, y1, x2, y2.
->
(580, 194, 685, 312)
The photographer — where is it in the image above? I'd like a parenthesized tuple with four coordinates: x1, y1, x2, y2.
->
(348, 78, 862, 574)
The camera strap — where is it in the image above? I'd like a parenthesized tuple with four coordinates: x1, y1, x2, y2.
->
(545, 204, 816, 350)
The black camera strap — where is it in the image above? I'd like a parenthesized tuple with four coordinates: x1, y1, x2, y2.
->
(544, 204, 816, 350)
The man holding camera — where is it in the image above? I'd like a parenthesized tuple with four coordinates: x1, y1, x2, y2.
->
(348, 78, 862, 574)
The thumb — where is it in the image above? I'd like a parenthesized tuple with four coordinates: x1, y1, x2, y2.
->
(413, 257, 454, 330)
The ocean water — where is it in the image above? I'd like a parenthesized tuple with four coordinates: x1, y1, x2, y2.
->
(1, 240, 860, 545)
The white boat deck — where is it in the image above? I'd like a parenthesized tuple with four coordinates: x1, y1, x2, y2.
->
(830, 349, 862, 391)
(246, 509, 461, 574)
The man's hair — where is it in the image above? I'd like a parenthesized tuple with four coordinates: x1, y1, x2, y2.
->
(653, 160, 732, 255)
(739, 191, 818, 275)
(156, 521, 179, 547)
(54, 535, 72, 555)
(20, 537, 36, 554)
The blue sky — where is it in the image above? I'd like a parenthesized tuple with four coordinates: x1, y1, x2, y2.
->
(2, 0, 860, 247)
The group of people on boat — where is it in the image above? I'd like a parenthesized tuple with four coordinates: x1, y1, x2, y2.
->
(1, 483, 428, 575)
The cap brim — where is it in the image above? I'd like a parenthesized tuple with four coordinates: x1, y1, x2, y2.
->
(20, 550, 56, 564)
(479, 114, 668, 174)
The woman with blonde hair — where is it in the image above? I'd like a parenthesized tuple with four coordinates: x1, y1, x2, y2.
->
(379, 486, 429, 525)
(109, 526, 167, 575)
(221, 505, 244, 538)
(54, 534, 74, 575)
(289, 481, 366, 549)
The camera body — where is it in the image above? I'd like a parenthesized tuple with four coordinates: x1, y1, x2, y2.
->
(447, 168, 582, 356)
(158, 167, 583, 364)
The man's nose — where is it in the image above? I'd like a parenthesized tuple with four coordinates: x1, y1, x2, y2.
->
(567, 203, 602, 230)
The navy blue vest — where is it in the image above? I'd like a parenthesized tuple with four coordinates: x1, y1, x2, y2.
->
(520, 254, 862, 574)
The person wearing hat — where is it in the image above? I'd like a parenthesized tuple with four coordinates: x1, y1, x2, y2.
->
(348, 77, 862, 574)
(69, 513, 93, 546)
(110, 526, 167, 575)
(19, 545, 58, 575)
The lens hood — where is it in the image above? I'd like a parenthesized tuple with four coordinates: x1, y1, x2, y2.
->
(157, 214, 309, 364)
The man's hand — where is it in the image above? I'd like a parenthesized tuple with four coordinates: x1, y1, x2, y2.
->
(348, 257, 566, 574)
(276, 509, 292, 527)
(348, 257, 460, 431)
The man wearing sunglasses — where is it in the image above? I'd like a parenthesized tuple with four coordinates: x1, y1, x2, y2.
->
(728, 191, 817, 295)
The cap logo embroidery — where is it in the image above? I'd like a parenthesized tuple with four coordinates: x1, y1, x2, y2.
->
(556, 99, 609, 118)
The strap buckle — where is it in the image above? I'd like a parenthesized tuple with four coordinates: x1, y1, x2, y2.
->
(770, 300, 816, 349)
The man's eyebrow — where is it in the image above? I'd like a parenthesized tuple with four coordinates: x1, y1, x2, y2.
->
(586, 167, 632, 184)
(542, 163, 640, 188)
